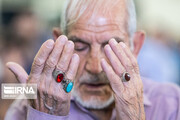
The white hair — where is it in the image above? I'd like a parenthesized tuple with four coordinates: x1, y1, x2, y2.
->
(60, 0, 137, 49)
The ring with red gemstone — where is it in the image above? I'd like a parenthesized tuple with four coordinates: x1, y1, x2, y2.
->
(53, 70, 65, 83)
(121, 72, 131, 82)
(53, 70, 74, 93)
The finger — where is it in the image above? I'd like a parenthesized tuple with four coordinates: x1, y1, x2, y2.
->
(119, 42, 139, 73)
(101, 58, 123, 93)
(45, 82, 54, 112)
(38, 80, 46, 111)
(31, 40, 54, 77)
(109, 39, 132, 72)
(43, 35, 68, 75)
(56, 41, 74, 72)
(6, 62, 28, 83)
(66, 53, 80, 80)
(104, 44, 126, 77)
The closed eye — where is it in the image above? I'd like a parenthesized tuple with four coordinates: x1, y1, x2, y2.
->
(69, 36, 90, 52)
(74, 42, 89, 51)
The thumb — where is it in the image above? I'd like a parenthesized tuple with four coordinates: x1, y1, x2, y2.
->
(6, 62, 28, 83)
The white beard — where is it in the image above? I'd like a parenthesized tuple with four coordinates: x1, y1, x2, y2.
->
(72, 87, 114, 109)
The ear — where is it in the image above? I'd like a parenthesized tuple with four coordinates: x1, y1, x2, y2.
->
(52, 27, 63, 40)
(132, 31, 145, 58)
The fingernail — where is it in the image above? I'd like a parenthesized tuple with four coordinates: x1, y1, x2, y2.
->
(101, 58, 107, 68)
(59, 35, 67, 44)
(46, 40, 54, 48)
(120, 42, 126, 48)
(101, 58, 106, 63)
(111, 38, 117, 45)
(105, 45, 111, 51)
(67, 41, 74, 47)
(72, 53, 79, 60)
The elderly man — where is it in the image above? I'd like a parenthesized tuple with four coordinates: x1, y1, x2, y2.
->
(5, 0, 180, 120)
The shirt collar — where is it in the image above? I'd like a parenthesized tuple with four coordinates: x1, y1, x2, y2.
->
(142, 76, 152, 106)
(143, 93, 152, 106)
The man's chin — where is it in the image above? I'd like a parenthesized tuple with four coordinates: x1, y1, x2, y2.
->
(72, 89, 114, 109)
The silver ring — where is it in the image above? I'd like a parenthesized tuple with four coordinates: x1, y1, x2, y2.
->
(121, 72, 131, 82)
(53, 70, 65, 83)
(44, 102, 53, 110)
(42, 96, 55, 114)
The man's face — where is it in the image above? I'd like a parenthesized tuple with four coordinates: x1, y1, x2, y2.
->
(66, 1, 130, 109)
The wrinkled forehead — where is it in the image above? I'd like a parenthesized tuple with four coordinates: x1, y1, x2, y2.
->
(66, 0, 128, 30)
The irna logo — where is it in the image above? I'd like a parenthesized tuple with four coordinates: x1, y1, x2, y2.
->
(1, 84, 37, 99)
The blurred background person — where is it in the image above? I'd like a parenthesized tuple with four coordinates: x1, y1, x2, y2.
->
(0, 4, 49, 120)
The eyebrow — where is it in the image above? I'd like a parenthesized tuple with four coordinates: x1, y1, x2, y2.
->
(68, 36, 124, 45)
(101, 37, 124, 46)
(69, 36, 90, 45)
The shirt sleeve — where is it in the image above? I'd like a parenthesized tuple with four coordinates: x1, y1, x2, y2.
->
(4, 98, 27, 120)
(27, 106, 69, 120)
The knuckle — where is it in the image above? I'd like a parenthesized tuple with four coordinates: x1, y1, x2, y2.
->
(61, 99, 69, 104)
(114, 60, 119, 66)
(56, 63, 67, 71)
(117, 50, 123, 56)
(56, 64, 63, 70)
(60, 96, 67, 102)
(33, 58, 44, 66)
(118, 68, 126, 77)
(66, 72, 74, 80)
(124, 61, 129, 67)
(126, 65, 134, 70)
(132, 62, 139, 73)
(60, 59, 66, 65)
(109, 72, 116, 80)
(132, 60, 138, 67)
(38, 83, 45, 93)
(37, 86, 43, 94)
(47, 89, 52, 96)
(46, 58, 56, 68)
(134, 66, 140, 74)
(54, 93, 67, 102)
(134, 64, 139, 70)
(116, 69, 123, 77)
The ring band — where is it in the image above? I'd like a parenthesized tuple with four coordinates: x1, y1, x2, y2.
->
(42, 96, 55, 114)
(122, 72, 131, 82)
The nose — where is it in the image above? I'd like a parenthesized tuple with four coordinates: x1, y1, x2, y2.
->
(85, 45, 103, 74)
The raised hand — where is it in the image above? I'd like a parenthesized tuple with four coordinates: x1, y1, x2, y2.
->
(7, 35, 80, 116)
(101, 38, 145, 120)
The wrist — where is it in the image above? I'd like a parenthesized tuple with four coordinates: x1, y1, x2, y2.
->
(115, 96, 145, 120)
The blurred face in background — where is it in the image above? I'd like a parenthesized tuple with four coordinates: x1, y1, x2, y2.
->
(13, 14, 39, 41)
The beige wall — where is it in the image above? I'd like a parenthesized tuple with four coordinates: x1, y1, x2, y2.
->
(135, 0, 180, 41)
